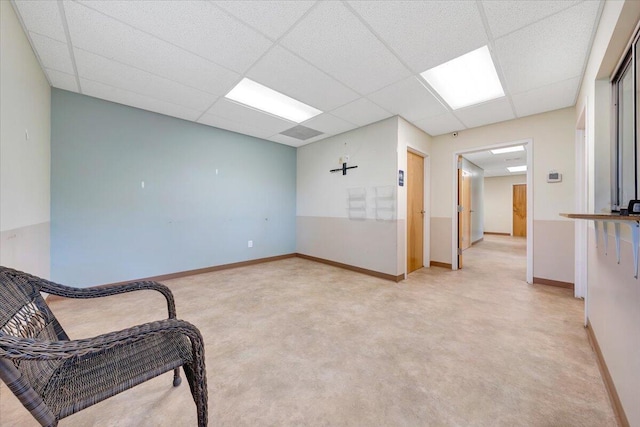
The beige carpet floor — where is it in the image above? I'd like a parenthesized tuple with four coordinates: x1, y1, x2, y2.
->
(1, 235, 616, 426)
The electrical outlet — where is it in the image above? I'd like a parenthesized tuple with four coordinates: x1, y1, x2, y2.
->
(248, 240, 253, 248)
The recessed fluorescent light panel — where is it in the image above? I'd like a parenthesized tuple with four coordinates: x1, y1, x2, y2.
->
(420, 46, 505, 110)
(507, 165, 527, 173)
(491, 145, 525, 155)
(225, 78, 322, 123)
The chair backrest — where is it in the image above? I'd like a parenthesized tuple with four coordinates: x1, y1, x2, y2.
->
(0, 266, 68, 396)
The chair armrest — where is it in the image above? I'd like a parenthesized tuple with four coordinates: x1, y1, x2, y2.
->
(41, 280, 177, 319)
(0, 319, 203, 361)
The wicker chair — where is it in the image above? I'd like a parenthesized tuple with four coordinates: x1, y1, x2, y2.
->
(0, 266, 207, 426)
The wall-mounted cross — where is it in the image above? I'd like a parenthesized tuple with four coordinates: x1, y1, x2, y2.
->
(330, 162, 358, 176)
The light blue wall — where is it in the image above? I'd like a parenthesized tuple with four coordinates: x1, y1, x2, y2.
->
(51, 89, 296, 286)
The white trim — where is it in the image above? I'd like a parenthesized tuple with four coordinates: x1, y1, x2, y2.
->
(451, 155, 460, 269)
(575, 106, 589, 325)
(452, 139, 534, 284)
(575, 129, 588, 300)
(423, 155, 431, 270)
(526, 143, 533, 284)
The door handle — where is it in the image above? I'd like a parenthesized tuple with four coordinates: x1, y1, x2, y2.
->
(420, 210, 425, 214)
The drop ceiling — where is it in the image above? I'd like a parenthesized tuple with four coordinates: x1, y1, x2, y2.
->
(12, 0, 603, 148)
(464, 146, 527, 178)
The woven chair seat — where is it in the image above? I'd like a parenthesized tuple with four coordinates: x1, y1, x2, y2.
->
(0, 266, 208, 427)
(43, 331, 192, 419)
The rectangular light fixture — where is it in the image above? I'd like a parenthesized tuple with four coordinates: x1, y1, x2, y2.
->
(507, 165, 527, 173)
(225, 78, 322, 123)
(420, 46, 505, 110)
(491, 145, 524, 155)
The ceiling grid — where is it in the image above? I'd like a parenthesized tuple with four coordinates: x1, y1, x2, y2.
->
(11, 0, 604, 147)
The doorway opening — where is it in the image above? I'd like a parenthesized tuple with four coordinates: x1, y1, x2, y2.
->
(452, 139, 533, 283)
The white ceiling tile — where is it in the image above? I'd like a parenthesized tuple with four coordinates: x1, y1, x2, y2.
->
(483, 170, 526, 178)
(464, 149, 527, 177)
(368, 76, 448, 122)
(64, 2, 239, 96)
(280, 1, 411, 94)
(495, 1, 600, 94)
(268, 133, 326, 148)
(207, 98, 295, 136)
(482, 0, 581, 39)
(29, 32, 74, 75)
(455, 98, 516, 129)
(330, 98, 391, 127)
(512, 77, 580, 117)
(76, 0, 272, 73)
(413, 113, 464, 137)
(80, 78, 202, 121)
(213, 1, 316, 40)
(12, 0, 601, 143)
(247, 46, 359, 112)
(348, 1, 487, 73)
(465, 148, 528, 177)
(74, 48, 217, 111)
(300, 113, 357, 136)
(198, 113, 274, 140)
(13, 0, 66, 41)
(46, 69, 78, 92)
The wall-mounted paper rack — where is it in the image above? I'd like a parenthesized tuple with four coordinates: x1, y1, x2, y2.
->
(374, 186, 395, 221)
(347, 187, 367, 220)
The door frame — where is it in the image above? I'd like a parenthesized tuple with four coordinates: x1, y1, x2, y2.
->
(407, 150, 426, 273)
(403, 148, 430, 278)
(451, 138, 533, 284)
(575, 106, 588, 321)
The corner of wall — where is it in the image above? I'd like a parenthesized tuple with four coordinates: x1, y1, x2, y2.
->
(0, 1, 51, 278)
(296, 118, 401, 276)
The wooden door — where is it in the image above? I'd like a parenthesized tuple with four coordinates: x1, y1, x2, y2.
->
(407, 151, 424, 273)
(513, 184, 527, 237)
(457, 157, 473, 268)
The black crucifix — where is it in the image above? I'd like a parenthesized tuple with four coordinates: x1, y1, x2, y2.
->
(330, 162, 358, 175)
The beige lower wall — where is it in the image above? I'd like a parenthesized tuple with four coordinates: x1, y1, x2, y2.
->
(0, 222, 50, 278)
(588, 231, 640, 426)
(429, 217, 574, 283)
(533, 220, 574, 283)
(296, 216, 399, 276)
(430, 217, 452, 265)
(396, 220, 405, 276)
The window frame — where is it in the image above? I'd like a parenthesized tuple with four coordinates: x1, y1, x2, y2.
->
(612, 32, 640, 211)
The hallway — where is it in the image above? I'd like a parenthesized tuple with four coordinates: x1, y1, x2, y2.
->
(462, 233, 527, 282)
